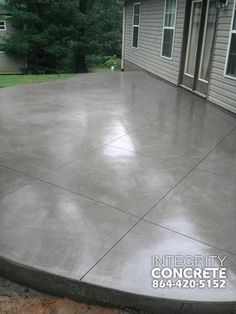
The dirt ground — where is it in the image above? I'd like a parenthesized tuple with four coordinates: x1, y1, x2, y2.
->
(0, 276, 135, 314)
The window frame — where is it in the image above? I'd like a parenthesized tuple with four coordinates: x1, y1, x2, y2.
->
(161, 0, 178, 60)
(224, 0, 236, 80)
(132, 2, 141, 49)
(0, 20, 6, 31)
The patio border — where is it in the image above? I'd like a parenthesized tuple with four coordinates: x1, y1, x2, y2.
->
(0, 255, 235, 314)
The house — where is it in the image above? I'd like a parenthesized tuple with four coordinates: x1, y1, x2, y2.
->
(0, 3, 24, 74)
(119, 0, 236, 113)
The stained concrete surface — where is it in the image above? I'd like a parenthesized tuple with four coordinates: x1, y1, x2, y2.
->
(0, 72, 236, 310)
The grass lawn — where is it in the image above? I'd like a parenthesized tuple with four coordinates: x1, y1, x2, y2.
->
(88, 66, 110, 73)
(0, 66, 117, 88)
(0, 53, 120, 88)
(0, 73, 80, 88)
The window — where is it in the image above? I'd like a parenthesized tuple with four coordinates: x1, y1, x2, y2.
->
(0, 21, 6, 31)
(161, 0, 177, 59)
(198, 0, 217, 82)
(132, 3, 140, 48)
(185, 1, 202, 76)
(225, 0, 236, 79)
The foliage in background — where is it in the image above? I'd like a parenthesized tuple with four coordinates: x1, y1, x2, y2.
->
(87, 0, 122, 57)
(2, 0, 122, 74)
(105, 55, 121, 70)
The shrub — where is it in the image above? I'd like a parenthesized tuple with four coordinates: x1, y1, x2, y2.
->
(105, 55, 121, 70)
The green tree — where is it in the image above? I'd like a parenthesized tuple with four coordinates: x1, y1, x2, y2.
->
(87, 0, 122, 56)
(3, 0, 122, 73)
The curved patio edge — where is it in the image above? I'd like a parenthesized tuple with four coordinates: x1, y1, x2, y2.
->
(0, 255, 235, 314)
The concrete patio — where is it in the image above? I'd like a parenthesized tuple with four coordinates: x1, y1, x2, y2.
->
(0, 72, 236, 313)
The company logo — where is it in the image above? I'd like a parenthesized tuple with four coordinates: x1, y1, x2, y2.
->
(151, 255, 227, 289)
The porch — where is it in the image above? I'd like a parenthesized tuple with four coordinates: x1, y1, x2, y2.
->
(0, 71, 235, 313)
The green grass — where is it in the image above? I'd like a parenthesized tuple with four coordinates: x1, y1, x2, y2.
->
(0, 66, 119, 88)
(88, 66, 111, 73)
(0, 73, 79, 88)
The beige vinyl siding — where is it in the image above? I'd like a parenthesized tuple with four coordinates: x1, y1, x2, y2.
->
(124, 0, 186, 85)
(0, 17, 24, 73)
(0, 53, 24, 73)
(208, 0, 236, 113)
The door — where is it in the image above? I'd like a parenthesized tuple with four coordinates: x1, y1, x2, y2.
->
(182, 0, 217, 96)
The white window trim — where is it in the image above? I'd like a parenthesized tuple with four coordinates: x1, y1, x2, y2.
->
(132, 2, 141, 49)
(224, 0, 236, 80)
(0, 20, 6, 31)
(161, 0, 178, 60)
